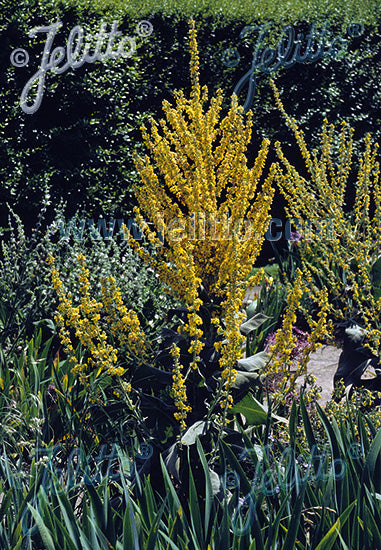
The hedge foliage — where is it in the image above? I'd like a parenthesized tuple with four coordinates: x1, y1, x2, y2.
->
(1, 0, 380, 237)
(52, 0, 381, 25)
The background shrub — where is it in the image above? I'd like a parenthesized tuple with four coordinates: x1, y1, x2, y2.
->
(0, 205, 177, 351)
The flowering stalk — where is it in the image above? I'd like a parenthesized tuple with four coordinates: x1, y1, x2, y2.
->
(47, 254, 144, 383)
(271, 79, 381, 358)
(124, 20, 275, 430)
(100, 275, 146, 355)
(170, 344, 192, 433)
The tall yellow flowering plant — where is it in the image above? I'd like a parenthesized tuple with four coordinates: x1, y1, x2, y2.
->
(270, 79, 381, 362)
(126, 20, 275, 428)
(46, 254, 144, 393)
(45, 253, 151, 446)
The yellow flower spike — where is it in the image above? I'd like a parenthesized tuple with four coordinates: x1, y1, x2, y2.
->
(47, 255, 135, 386)
(170, 344, 191, 432)
(130, 20, 274, 305)
(118, 21, 276, 430)
(46, 255, 55, 265)
(100, 277, 146, 355)
(272, 83, 381, 363)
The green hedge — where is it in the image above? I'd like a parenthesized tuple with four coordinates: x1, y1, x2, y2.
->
(1, 0, 380, 235)
(52, 0, 381, 26)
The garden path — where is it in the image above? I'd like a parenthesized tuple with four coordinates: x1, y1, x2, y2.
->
(295, 345, 341, 406)
(243, 287, 341, 407)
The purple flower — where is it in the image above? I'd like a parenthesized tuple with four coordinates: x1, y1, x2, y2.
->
(265, 326, 311, 367)
(290, 230, 302, 242)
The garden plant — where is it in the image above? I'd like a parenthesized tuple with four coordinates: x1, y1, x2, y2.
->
(1, 8, 381, 550)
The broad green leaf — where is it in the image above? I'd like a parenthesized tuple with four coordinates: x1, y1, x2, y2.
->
(231, 393, 287, 426)
(231, 371, 261, 391)
(237, 351, 269, 371)
(240, 313, 271, 336)
(246, 301, 258, 320)
(181, 421, 208, 446)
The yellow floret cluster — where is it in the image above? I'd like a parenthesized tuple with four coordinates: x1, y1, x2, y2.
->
(122, 20, 275, 428)
(271, 78, 381, 362)
(100, 275, 146, 354)
(46, 254, 145, 383)
(170, 344, 192, 432)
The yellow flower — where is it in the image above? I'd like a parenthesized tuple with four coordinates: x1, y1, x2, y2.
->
(48, 254, 123, 382)
(271, 79, 381, 360)
(100, 276, 146, 355)
(170, 344, 191, 432)
(124, 20, 274, 429)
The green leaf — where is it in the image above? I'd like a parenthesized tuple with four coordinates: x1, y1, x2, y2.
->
(300, 392, 317, 451)
(27, 504, 56, 550)
(219, 439, 253, 497)
(237, 351, 269, 371)
(55, 484, 81, 548)
(145, 497, 167, 550)
(12, 462, 45, 534)
(0, 489, 12, 521)
(246, 301, 258, 320)
(86, 481, 105, 531)
(358, 413, 370, 458)
(315, 501, 356, 550)
(240, 313, 271, 336)
(281, 483, 306, 550)
(181, 420, 208, 446)
(231, 371, 261, 392)
(123, 496, 140, 550)
(159, 454, 182, 512)
(188, 457, 204, 544)
(289, 399, 297, 445)
(163, 442, 181, 481)
(231, 393, 287, 426)
(196, 438, 213, 537)
(364, 426, 381, 491)
(264, 486, 293, 550)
